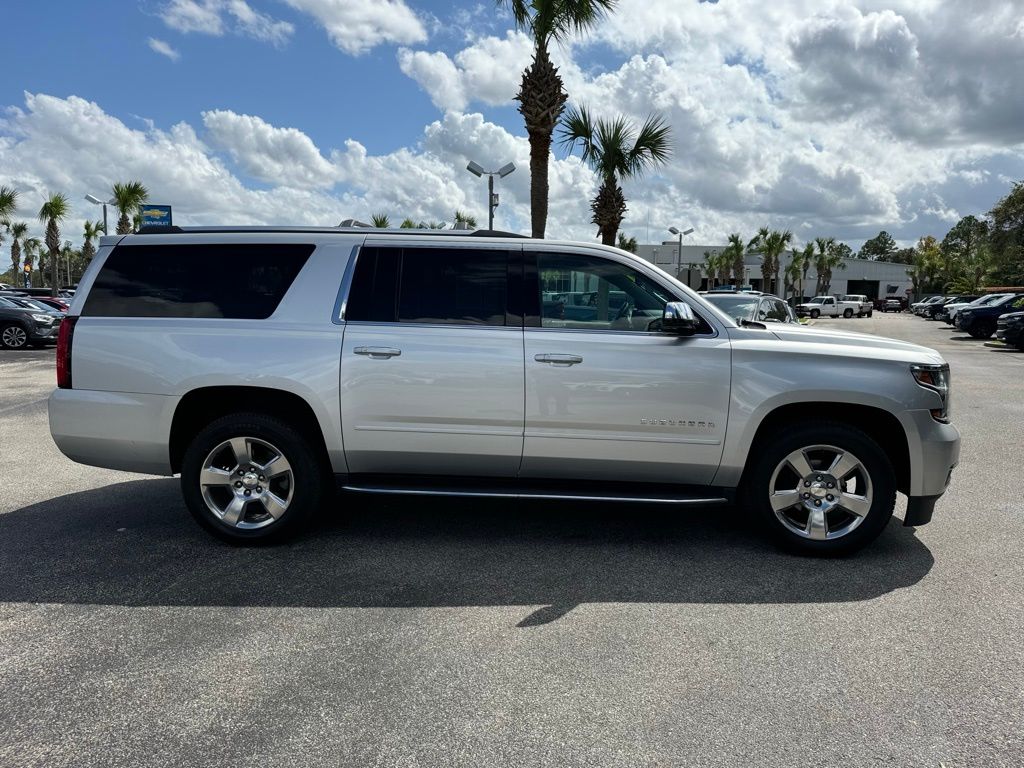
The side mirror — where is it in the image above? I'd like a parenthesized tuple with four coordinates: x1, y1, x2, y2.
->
(662, 301, 697, 336)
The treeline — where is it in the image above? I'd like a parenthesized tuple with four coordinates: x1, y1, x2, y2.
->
(0, 181, 149, 290)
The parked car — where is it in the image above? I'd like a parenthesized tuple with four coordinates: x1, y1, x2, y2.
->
(0, 296, 62, 348)
(840, 295, 873, 317)
(913, 296, 948, 316)
(49, 226, 960, 555)
(2, 295, 67, 315)
(31, 296, 70, 312)
(943, 293, 1013, 325)
(882, 299, 903, 313)
(699, 291, 799, 324)
(910, 295, 942, 313)
(795, 295, 862, 318)
(996, 311, 1024, 351)
(955, 294, 1024, 338)
(926, 295, 978, 320)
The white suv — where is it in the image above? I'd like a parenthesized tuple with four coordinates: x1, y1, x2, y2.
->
(49, 227, 960, 554)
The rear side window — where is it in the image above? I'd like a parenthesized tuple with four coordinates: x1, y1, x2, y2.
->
(82, 243, 313, 319)
(346, 247, 509, 326)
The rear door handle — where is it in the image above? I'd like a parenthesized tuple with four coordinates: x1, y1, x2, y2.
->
(354, 346, 402, 359)
(534, 353, 583, 366)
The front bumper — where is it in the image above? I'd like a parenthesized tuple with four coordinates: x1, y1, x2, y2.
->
(29, 324, 59, 342)
(900, 409, 960, 526)
(996, 322, 1023, 346)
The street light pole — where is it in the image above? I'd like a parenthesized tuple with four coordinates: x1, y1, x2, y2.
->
(667, 226, 694, 284)
(467, 161, 515, 230)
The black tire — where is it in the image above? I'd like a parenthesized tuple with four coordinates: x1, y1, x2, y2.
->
(967, 322, 993, 339)
(810, 309, 820, 319)
(0, 323, 29, 349)
(181, 412, 328, 544)
(843, 308, 854, 318)
(867, 310, 873, 317)
(741, 422, 896, 556)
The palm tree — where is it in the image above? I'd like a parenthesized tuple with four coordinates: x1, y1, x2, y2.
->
(0, 185, 18, 224)
(8, 222, 28, 283)
(111, 181, 149, 235)
(784, 244, 813, 302)
(38, 193, 69, 296)
(21, 237, 40, 288)
(813, 237, 846, 295)
(749, 228, 792, 295)
(454, 210, 478, 228)
(82, 220, 103, 265)
(702, 250, 720, 289)
(559, 105, 671, 246)
(502, 0, 617, 238)
(724, 233, 745, 286)
(371, 213, 391, 228)
(399, 218, 417, 229)
(616, 233, 637, 253)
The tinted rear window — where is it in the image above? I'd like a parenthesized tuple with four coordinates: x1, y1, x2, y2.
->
(346, 247, 509, 326)
(83, 244, 313, 319)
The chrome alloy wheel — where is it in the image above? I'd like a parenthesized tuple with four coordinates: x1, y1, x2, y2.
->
(768, 444, 873, 541)
(2, 326, 28, 348)
(199, 436, 294, 529)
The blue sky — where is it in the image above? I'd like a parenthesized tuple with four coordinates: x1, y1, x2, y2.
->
(2, 0, 1023, 250)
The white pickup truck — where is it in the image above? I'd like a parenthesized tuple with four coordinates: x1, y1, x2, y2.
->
(796, 296, 862, 319)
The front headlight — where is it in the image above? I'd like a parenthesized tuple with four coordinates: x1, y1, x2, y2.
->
(911, 363, 951, 423)
(30, 313, 54, 323)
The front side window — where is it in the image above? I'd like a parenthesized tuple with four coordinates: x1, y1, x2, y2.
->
(346, 247, 509, 326)
(536, 252, 677, 333)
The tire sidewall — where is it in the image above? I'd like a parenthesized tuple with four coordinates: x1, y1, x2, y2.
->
(743, 422, 896, 556)
(810, 309, 820, 319)
(181, 413, 326, 544)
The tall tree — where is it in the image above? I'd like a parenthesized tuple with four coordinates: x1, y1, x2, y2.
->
(702, 250, 723, 288)
(784, 243, 814, 301)
(830, 242, 853, 260)
(988, 181, 1024, 286)
(111, 181, 149, 235)
(749, 228, 792, 295)
(907, 235, 943, 298)
(502, 0, 617, 238)
(859, 230, 898, 261)
(559, 105, 671, 246)
(813, 237, 843, 295)
(38, 193, 69, 296)
(81, 220, 103, 265)
(725, 233, 745, 285)
(8, 221, 28, 283)
(940, 215, 989, 288)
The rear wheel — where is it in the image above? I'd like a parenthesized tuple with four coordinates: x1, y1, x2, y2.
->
(742, 422, 896, 555)
(1, 324, 28, 349)
(181, 412, 327, 544)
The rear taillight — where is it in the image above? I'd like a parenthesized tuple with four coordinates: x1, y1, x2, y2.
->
(56, 316, 77, 389)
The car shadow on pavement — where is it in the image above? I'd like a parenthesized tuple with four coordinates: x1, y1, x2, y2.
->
(0, 479, 934, 626)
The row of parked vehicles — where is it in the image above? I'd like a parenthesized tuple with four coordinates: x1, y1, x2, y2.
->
(909, 291, 1024, 348)
(0, 286, 73, 349)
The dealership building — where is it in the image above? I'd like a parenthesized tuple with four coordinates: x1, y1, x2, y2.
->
(635, 241, 914, 300)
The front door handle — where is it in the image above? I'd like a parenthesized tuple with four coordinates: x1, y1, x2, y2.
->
(354, 346, 402, 359)
(534, 353, 583, 366)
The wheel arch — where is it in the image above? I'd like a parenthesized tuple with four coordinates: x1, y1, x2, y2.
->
(740, 402, 911, 495)
(169, 386, 332, 475)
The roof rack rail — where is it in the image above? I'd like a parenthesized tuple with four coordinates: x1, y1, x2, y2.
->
(469, 229, 528, 238)
(137, 225, 185, 234)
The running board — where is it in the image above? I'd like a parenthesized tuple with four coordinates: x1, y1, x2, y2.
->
(340, 483, 730, 506)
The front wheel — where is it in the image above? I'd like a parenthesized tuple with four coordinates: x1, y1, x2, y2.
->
(742, 422, 896, 555)
(967, 322, 994, 339)
(843, 308, 854, 318)
(181, 412, 328, 544)
(810, 309, 820, 319)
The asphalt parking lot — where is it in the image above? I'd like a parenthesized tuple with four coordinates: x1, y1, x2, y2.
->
(1, 313, 1022, 768)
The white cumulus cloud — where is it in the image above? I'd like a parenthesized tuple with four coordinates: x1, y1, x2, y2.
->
(147, 38, 181, 61)
(160, 0, 293, 46)
(282, 0, 427, 55)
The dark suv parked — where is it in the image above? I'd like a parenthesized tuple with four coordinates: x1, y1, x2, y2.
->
(927, 295, 978, 320)
(955, 294, 1024, 338)
(996, 310, 1024, 350)
(0, 296, 62, 348)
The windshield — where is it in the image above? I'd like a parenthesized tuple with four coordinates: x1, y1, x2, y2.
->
(807, 297, 827, 304)
(702, 294, 759, 318)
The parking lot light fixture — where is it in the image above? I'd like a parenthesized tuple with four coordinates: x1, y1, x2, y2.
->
(85, 194, 115, 235)
(466, 160, 516, 230)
